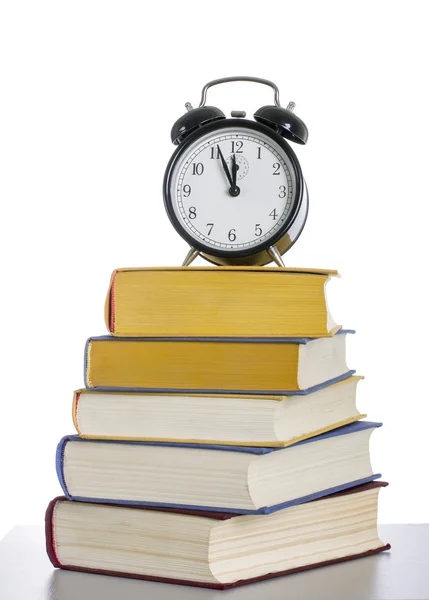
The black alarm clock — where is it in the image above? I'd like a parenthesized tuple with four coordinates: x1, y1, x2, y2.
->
(163, 77, 309, 267)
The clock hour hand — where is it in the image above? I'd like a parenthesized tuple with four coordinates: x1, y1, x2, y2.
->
(217, 145, 240, 197)
(232, 153, 238, 187)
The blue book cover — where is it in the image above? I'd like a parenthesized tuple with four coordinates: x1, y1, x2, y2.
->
(57, 420, 382, 515)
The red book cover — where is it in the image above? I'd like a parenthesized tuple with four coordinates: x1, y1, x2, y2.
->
(46, 481, 390, 590)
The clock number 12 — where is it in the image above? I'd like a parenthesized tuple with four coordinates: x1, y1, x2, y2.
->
(231, 141, 243, 153)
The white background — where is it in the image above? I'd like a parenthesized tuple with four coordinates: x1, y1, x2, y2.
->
(1, 0, 428, 539)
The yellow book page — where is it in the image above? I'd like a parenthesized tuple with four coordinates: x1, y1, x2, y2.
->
(109, 269, 335, 337)
(86, 339, 300, 392)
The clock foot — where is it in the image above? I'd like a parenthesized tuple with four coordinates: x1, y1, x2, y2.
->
(267, 245, 285, 267)
(182, 247, 200, 266)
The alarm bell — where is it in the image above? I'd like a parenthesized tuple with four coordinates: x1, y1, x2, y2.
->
(171, 106, 225, 145)
(170, 76, 309, 146)
(254, 104, 308, 145)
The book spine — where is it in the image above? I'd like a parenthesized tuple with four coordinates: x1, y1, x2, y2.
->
(83, 338, 92, 389)
(104, 269, 117, 334)
(72, 391, 82, 436)
(45, 497, 63, 568)
(109, 270, 117, 333)
(55, 437, 72, 499)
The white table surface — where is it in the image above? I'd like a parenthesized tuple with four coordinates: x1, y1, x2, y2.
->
(0, 525, 428, 600)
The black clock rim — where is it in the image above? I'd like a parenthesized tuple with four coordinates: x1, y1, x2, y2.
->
(163, 118, 304, 259)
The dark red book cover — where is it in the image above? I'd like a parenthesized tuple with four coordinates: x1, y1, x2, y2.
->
(46, 481, 390, 590)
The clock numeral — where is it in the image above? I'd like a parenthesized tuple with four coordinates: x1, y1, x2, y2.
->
(257, 147, 262, 159)
(183, 184, 191, 197)
(269, 208, 278, 220)
(231, 140, 243, 153)
(255, 224, 262, 237)
(206, 223, 214, 235)
(188, 206, 197, 219)
(228, 228, 237, 242)
(192, 162, 204, 176)
(210, 147, 220, 159)
(278, 185, 287, 198)
(272, 163, 281, 175)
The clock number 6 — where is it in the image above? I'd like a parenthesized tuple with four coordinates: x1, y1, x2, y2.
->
(228, 228, 237, 241)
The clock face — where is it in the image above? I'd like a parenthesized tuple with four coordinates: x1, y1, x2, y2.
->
(166, 124, 300, 254)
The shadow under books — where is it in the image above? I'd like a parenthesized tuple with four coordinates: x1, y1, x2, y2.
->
(47, 553, 388, 600)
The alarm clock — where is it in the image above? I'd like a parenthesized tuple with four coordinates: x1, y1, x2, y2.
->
(163, 77, 309, 267)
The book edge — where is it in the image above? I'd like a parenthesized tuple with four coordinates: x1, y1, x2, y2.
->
(46, 482, 388, 522)
(74, 374, 364, 398)
(112, 266, 340, 276)
(75, 413, 367, 446)
(48, 545, 390, 589)
(62, 415, 377, 453)
(86, 333, 352, 344)
(84, 369, 357, 395)
(59, 476, 384, 515)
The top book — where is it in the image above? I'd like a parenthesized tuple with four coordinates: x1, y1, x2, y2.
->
(105, 266, 341, 338)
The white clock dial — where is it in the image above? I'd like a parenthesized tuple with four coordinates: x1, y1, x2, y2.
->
(169, 126, 297, 251)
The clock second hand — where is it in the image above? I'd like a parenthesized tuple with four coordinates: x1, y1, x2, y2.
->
(217, 145, 240, 197)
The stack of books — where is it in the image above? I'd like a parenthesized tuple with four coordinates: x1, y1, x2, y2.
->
(45, 266, 390, 589)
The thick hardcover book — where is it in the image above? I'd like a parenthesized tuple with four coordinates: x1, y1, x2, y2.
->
(73, 375, 365, 446)
(46, 481, 390, 589)
(105, 266, 341, 338)
(84, 330, 354, 394)
(56, 420, 381, 514)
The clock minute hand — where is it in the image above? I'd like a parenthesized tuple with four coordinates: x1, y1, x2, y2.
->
(217, 145, 240, 197)
(217, 145, 234, 188)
